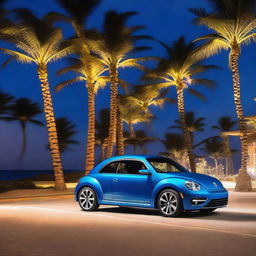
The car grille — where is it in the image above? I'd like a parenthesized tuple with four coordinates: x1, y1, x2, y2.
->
(205, 198, 228, 208)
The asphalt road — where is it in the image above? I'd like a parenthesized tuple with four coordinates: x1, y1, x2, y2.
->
(0, 192, 256, 256)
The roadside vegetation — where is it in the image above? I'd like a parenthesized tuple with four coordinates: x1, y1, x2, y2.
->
(0, 180, 36, 193)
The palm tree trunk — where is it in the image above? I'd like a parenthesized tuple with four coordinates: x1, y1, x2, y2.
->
(177, 87, 196, 172)
(214, 158, 218, 177)
(74, 23, 96, 172)
(116, 103, 124, 155)
(224, 137, 234, 176)
(230, 50, 252, 191)
(129, 123, 136, 138)
(227, 155, 234, 176)
(18, 121, 26, 162)
(37, 64, 66, 191)
(85, 84, 95, 175)
(100, 138, 108, 161)
(106, 65, 118, 158)
(100, 143, 105, 161)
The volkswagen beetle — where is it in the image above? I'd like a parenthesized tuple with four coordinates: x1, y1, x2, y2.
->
(75, 155, 228, 217)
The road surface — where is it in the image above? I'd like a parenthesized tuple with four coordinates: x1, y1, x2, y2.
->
(0, 191, 256, 256)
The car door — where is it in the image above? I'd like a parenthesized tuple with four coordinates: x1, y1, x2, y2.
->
(111, 160, 153, 204)
(94, 161, 117, 201)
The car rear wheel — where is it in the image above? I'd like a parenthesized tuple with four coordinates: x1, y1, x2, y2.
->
(78, 187, 99, 211)
(157, 189, 183, 217)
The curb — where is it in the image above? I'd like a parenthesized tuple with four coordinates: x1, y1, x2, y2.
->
(0, 192, 74, 201)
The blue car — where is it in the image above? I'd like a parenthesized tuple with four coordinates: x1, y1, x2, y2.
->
(75, 155, 228, 217)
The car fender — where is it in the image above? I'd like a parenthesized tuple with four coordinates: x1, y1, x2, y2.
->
(75, 176, 103, 202)
(151, 177, 188, 206)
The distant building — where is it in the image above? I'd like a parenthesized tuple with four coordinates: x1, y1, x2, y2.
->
(223, 115, 256, 178)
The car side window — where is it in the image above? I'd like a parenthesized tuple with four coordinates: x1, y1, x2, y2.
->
(116, 160, 147, 175)
(150, 161, 180, 173)
(100, 162, 117, 173)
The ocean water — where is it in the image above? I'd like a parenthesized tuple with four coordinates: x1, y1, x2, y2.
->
(0, 169, 80, 180)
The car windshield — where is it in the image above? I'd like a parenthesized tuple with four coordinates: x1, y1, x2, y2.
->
(147, 157, 188, 173)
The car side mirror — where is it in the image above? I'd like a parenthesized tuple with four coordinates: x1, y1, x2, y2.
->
(138, 169, 151, 175)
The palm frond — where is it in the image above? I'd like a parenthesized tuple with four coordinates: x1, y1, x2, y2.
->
(29, 119, 44, 126)
(187, 88, 207, 101)
(43, 11, 72, 24)
(56, 65, 81, 76)
(189, 8, 209, 19)
(190, 64, 220, 75)
(192, 38, 229, 61)
(94, 76, 109, 92)
(0, 48, 35, 64)
(56, 0, 101, 25)
(119, 79, 132, 94)
(193, 78, 216, 88)
(2, 56, 15, 67)
(47, 40, 75, 63)
(128, 46, 151, 54)
(55, 77, 84, 92)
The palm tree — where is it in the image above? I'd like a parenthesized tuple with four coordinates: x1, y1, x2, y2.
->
(55, 118, 78, 153)
(201, 137, 226, 177)
(212, 116, 237, 176)
(54, 0, 103, 172)
(143, 36, 216, 172)
(125, 130, 157, 154)
(190, 0, 255, 190)
(119, 100, 153, 138)
(160, 133, 187, 167)
(95, 109, 110, 161)
(0, 91, 13, 118)
(170, 111, 205, 145)
(116, 85, 174, 156)
(0, 10, 75, 190)
(125, 85, 175, 114)
(4, 98, 43, 161)
(55, 0, 101, 38)
(88, 10, 151, 158)
(56, 55, 108, 174)
(116, 95, 125, 156)
(120, 106, 153, 154)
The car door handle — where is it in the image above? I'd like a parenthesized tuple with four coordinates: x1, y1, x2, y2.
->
(113, 178, 119, 182)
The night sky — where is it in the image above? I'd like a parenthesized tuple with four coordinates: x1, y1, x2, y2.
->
(0, 0, 255, 172)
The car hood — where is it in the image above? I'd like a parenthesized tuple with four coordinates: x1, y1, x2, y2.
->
(161, 172, 224, 191)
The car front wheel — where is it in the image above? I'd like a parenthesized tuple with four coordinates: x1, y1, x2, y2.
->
(78, 187, 99, 211)
(157, 189, 183, 217)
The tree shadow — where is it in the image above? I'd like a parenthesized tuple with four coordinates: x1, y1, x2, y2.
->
(97, 206, 256, 222)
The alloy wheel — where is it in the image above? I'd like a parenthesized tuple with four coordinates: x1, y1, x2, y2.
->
(157, 189, 183, 217)
(159, 191, 177, 215)
(79, 187, 98, 211)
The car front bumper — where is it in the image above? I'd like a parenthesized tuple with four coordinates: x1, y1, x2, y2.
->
(181, 189, 228, 211)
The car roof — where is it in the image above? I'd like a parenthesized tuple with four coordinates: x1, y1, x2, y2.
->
(105, 155, 163, 161)
(90, 155, 169, 173)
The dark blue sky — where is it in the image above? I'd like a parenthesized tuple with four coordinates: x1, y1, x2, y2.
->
(0, 0, 255, 171)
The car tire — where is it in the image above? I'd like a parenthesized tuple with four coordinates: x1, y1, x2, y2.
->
(200, 208, 216, 214)
(78, 187, 99, 211)
(157, 189, 183, 217)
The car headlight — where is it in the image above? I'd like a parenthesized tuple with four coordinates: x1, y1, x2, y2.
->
(185, 181, 200, 191)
